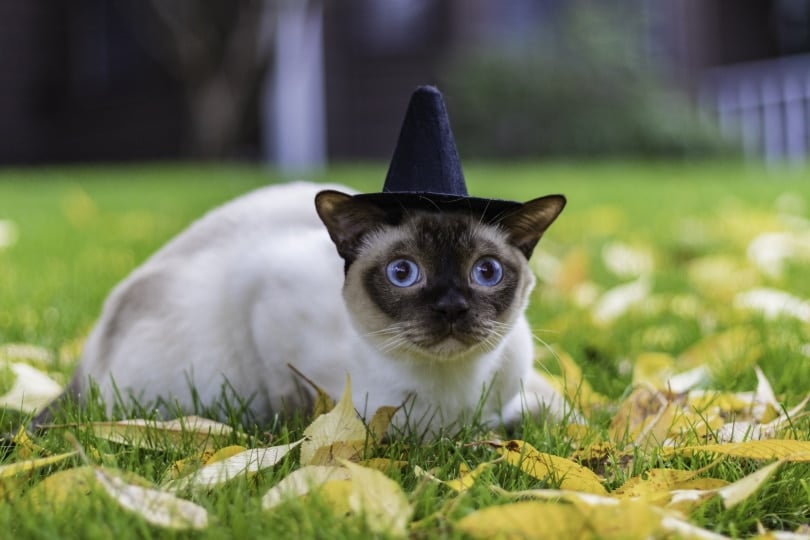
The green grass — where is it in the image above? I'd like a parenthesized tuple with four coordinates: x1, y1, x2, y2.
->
(1, 161, 809, 538)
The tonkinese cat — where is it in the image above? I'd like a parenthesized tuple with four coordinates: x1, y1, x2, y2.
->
(40, 86, 571, 436)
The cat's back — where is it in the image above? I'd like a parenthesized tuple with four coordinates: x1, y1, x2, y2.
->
(149, 181, 354, 260)
(72, 181, 355, 409)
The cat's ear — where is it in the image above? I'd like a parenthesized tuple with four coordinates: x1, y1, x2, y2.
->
(315, 190, 389, 261)
(499, 194, 566, 259)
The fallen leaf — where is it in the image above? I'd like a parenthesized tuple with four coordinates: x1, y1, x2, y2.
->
(306, 439, 366, 466)
(591, 276, 652, 325)
(668, 460, 783, 512)
(366, 405, 400, 443)
(0, 451, 76, 479)
(300, 375, 367, 466)
(165, 439, 304, 491)
(632, 352, 709, 393)
(489, 440, 607, 495)
(23, 465, 151, 509)
(455, 499, 661, 539)
(50, 416, 237, 450)
(734, 288, 810, 323)
(414, 461, 494, 493)
(340, 460, 413, 537)
(287, 363, 335, 419)
(0, 344, 54, 365)
(613, 466, 725, 503)
(542, 348, 609, 416)
(95, 468, 208, 530)
(0, 362, 63, 413)
(262, 465, 352, 510)
(675, 440, 810, 462)
(11, 426, 49, 459)
(358, 458, 407, 472)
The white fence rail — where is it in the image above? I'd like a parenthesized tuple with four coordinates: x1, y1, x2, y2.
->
(701, 54, 810, 163)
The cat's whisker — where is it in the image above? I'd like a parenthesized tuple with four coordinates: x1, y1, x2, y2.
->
(529, 330, 563, 377)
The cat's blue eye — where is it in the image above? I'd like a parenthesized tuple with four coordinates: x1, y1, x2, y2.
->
(471, 257, 503, 287)
(386, 259, 421, 287)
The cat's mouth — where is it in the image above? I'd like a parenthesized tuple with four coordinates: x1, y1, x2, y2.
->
(412, 324, 492, 359)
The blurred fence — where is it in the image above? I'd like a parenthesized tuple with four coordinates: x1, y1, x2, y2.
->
(701, 54, 810, 163)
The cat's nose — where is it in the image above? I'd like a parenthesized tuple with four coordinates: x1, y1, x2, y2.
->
(431, 290, 470, 322)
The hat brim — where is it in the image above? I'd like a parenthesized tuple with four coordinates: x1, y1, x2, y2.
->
(353, 192, 522, 224)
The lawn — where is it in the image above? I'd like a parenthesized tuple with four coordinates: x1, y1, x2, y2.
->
(1, 162, 809, 538)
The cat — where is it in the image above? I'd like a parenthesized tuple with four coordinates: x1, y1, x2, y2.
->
(40, 180, 569, 436)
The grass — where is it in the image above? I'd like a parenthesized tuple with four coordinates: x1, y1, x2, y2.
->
(1, 161, 809, 538)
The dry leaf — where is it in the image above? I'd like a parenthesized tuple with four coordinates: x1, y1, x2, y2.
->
(541, 348, 609, 416)
(0, 362, 63, 413)
(0, 451, 76, 479)
(55, 416, 237, 450)
(676, 440, 810, 462)
(165, 439, 304, 492)
(262, 465, 352, 510)
(358, 458, 408, 472)
(489, 440, 607, 495)
(414, 462, 494, 493)
(340, 460, 413, 537)
(632, 352, 709, 393)
(306, 439, 366, 466)
(287, 363, 335, 419)
(95, 468, 208, 530)
(455, 499, 661, 539)
(668, 460, 783, 512)
(300, 375, 367, 466)
(366, 405, 400, 443)
(11, 426, 49, 459)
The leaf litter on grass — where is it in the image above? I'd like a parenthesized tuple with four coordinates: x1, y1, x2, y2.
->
(2, 186, 810, 537)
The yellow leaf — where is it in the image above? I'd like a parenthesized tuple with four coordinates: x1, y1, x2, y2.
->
(300, 375, 367, 466)
(0, 451, 76, 479)
(357, 458, 407, 473)
(11, 426, 49, 459)
(667, 461, 782, 512)
(455, 499, 662, 540)
(204, 445, 247, 465)
(306, 439, 366, 466)
(445, 462, 492, 492)
(23, 465, 151, 510)
(340, 460, 413, 537)
(490, 440, 607, 495)
(0, 361, 63, 413)
(415, 462, 494, 493)
(613, 468, 709, 502)
(287, 363, 335, 419)
(262, 465, 351, 510)
(167, 449, 216, 480)
(547, 349, 609, 416)
(165, 439, 304, 492)
(367, 405, 400, 443)
(94, 468, 208, 530)
(676, 440, 810, 462)
(51, 416, 237, 450)
(632, 352, 709, 393)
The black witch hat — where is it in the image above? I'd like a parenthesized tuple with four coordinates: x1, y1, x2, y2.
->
(353, 86, 522, 222)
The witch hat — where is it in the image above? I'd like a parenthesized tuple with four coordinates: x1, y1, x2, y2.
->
(353, 86, 522, 221)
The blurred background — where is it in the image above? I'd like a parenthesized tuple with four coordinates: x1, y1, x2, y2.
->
(2, 0, 810, 168)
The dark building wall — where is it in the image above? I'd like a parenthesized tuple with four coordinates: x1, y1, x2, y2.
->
(0, 0, 184, 164)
